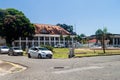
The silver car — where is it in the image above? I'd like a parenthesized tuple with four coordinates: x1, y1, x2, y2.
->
(27, 47, 53, 59)
(0, 46, 9, 54)
(8, 47, 23, 56)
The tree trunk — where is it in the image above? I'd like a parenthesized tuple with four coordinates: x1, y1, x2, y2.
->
(102, 36, 106, 53)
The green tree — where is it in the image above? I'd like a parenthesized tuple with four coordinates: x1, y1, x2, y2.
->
(56, 23, 76, 35)
(95, 27, 109, 53)
(0, 9, 9, 36)
(65, 35, 71, 47)
(0, 8, 35, 46)
(80, 34, 86, 38)
(79, 34, 87, 44)
(74, 35, 82, 42)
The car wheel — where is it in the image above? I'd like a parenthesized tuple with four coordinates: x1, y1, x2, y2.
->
(49, 56, 52, 59)
(21, 53, 23, 56)
(38, 54, 42, 59)
(12, 52, 15, 56)
(9, 52, 13, 56)
(8, 52, 10, 56)
(28, 53, 31, 58)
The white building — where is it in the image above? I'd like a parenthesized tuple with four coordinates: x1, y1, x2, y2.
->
(88, 34, 120, 47)
(13, 24, 76, 49)
(110, 34, 120, 47)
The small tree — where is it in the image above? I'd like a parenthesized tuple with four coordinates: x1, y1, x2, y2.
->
(65, 35, 71, 47)
(95, 28, 109, 53)
(80, 34, 86, 44)
(74, 35, 82, 42)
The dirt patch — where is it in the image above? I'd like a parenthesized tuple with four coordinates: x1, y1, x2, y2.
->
(0, 63, 14, 71)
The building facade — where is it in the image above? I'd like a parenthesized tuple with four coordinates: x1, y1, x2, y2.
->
(88, 34, 120, 47)
(13, 24, 76, 49)
(110, 34, 120, 47)
(2, 24, 120, 48)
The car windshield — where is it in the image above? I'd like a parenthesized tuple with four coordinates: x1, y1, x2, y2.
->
(38, 47, 48, 50)
(1, 46, 9, 49)
(13, 47, 21, 50)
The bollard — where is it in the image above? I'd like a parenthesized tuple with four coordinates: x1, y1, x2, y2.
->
(68, 48, 75, 58)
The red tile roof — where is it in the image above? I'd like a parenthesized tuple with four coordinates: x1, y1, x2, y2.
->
(88, 39, 97, 43)
(34, 24, 70, 35)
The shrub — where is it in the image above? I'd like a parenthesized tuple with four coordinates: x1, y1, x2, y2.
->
(41, 45, 53, 52)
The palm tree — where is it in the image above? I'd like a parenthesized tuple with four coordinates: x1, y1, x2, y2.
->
(95, 28, 108, 53)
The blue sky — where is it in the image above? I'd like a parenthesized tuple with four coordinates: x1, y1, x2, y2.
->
(0, 0, 120, 36)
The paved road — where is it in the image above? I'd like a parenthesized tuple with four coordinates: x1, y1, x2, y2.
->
(0, 55, 120, 80)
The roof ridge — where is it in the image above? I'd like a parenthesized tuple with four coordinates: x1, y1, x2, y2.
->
(34, 23, 59, 27)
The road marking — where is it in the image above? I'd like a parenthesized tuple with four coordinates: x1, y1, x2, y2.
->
(53, 66, 103, 74)
(0, 61, 27, 76)
(5, 62, 27, 73)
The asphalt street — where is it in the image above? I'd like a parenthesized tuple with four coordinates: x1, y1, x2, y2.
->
(0, 55, 120, 80)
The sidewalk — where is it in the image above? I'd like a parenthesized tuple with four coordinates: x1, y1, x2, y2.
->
(0, 60, 26, 76)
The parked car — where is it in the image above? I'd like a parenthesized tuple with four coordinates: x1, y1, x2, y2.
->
(27, 46, 53, 59)
(8, 47, 23, 56)
(0, 46, 9, 54)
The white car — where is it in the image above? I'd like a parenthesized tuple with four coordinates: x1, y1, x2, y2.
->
(0, 46, 9, 54)
(27, 47, 53, 59)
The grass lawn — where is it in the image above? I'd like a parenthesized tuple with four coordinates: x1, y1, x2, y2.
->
(53, 48, 120, 58)
(53, 48, 69, 58)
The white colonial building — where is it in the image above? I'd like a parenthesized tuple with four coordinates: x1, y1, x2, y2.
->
(13, 24, 76, 49)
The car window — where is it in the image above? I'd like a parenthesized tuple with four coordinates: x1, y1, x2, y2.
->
(30, 48, 34, 50)
(31, 48, 38, 51)
(34, 48, 38, 50)
(38, 48, 48, 50)
(13, 47, 21, 50)
(1, 46, 9, 49)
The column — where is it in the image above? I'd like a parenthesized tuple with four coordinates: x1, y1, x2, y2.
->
(32, 39, 34, 47)
(116, 38, 118, 46)
(118, 38, 119, 46)
(118, 38, 120, 46)
(38, 37, 40, 46)
(19, 37, 21, 49)
(12, 41, 15, 47)
(113, 38, 115, 46)
(44, 36, 45, 45)
(54, 37, 56, 46)
(63, 37, 65, 46)
(59, 37, 60, 44)
(49, 37, 51, 46)
(26, 37, 28, 49)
